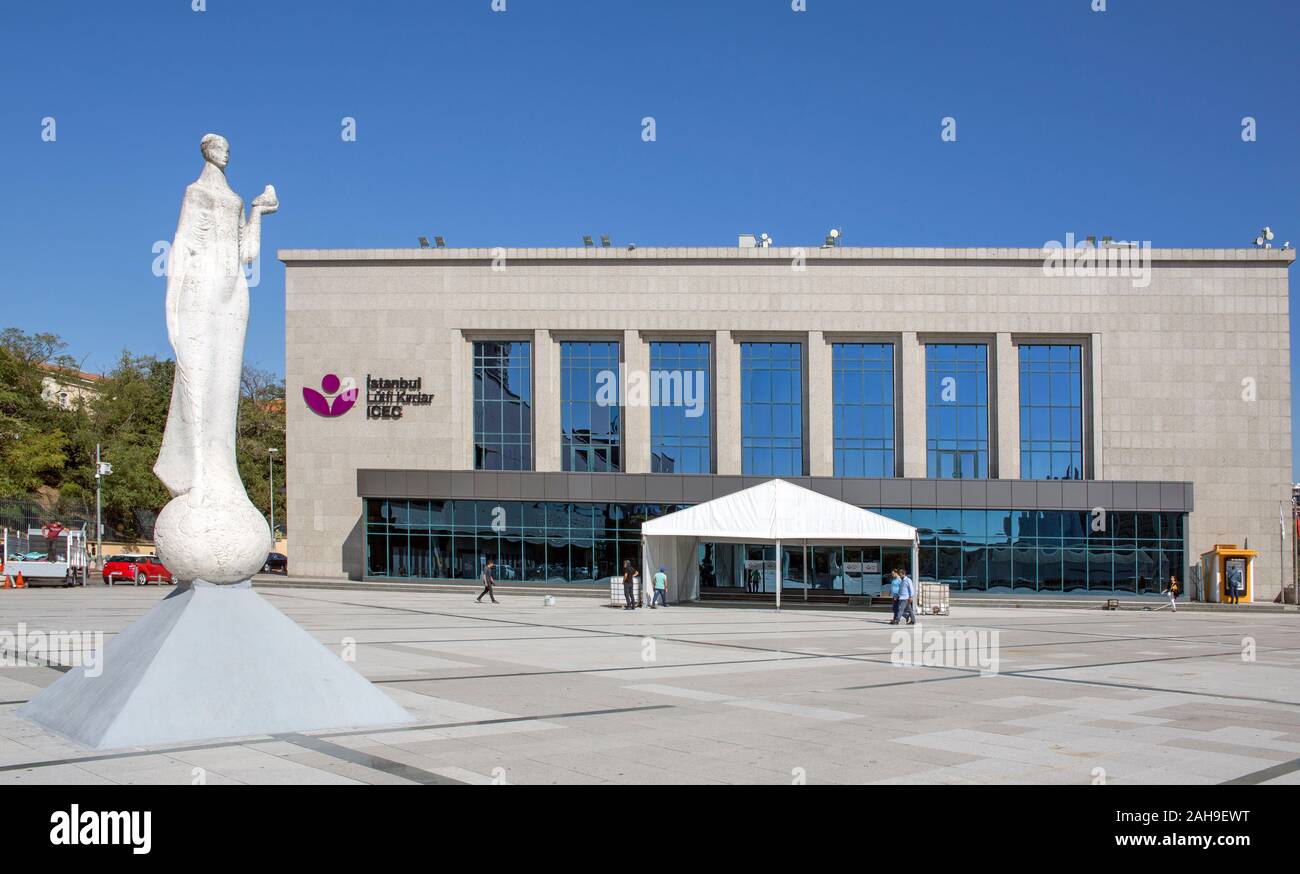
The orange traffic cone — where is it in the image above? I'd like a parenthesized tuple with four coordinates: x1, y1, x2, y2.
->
(13, 572, 24, 589)
(1, 576, 9, 589)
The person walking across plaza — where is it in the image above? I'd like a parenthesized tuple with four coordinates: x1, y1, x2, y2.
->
(1162, 573, 1180, 613)
(476, 558, 498, 604)
(622, 559, 638, 610)
(888, 569, 903, 624)
(651, 566, 668, 608)
(898, 568, 916, 625)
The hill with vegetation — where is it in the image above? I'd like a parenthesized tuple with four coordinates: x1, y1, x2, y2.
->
(0, 327, 285, 540)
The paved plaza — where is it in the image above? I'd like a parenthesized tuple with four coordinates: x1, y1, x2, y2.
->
(2, 584, 1299, 785)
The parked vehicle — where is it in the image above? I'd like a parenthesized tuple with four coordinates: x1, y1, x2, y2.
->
(3, 524, 90, 587)
(103, 554, 174, 586)
(261, 552, 288, 574)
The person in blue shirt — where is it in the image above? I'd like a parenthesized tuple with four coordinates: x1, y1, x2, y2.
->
(888, 569, 903, 624)
(652, 566, 668, 608)
(897, 570, 915, 625)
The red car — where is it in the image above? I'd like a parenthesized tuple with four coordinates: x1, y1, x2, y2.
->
(102, 554, 175, 586)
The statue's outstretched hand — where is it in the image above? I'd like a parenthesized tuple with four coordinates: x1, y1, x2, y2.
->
(252, 185, 278, 215)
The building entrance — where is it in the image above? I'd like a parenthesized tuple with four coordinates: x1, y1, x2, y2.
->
(698, 542, 909, 602)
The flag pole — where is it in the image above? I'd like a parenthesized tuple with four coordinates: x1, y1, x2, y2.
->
(1285, 500, 1293, 607)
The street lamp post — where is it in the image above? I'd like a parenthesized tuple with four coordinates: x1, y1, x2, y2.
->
(268, 448, 279, 545)
(94, 444, 111, 570)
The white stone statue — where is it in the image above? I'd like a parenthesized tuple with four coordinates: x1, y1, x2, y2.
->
(19, 134, 412, 748)
(153, 133, 277, 584)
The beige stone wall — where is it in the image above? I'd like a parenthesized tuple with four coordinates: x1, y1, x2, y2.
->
(283, 247, 1293, 597)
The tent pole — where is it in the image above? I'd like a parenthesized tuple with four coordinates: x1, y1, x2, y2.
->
(912, 536, 920, 587)
(775, 538, 782, 612)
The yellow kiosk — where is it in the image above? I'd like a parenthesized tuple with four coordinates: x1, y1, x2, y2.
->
(1199, 544, 1257, 603)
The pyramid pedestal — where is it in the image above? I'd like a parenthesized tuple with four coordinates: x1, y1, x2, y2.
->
(19, 581, 413, 749)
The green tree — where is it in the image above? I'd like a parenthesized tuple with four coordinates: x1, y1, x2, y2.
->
(88, 358, 288, 539)
(0, 329, 78, 497)
(237, 366, 288, 538)
(0, 327, 287, 541)
(88, 353, 173, 538)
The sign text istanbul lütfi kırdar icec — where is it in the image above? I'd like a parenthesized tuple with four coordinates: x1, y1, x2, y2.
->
(366, 375, 434, 420)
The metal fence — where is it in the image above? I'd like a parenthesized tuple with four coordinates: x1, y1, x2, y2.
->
(0, 495, 152, 542)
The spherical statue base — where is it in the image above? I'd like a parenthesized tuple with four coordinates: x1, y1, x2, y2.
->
(154, 493, 272, 583)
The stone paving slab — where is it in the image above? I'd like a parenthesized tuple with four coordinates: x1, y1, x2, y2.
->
(0, 585, 1297, 785)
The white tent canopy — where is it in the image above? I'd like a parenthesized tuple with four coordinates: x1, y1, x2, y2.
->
(641, 478, 919, 606)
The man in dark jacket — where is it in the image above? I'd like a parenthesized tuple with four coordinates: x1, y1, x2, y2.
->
(476, 558, 498, 604)
(622, 559, 638, 610)
(1227, 565, 1244, 605)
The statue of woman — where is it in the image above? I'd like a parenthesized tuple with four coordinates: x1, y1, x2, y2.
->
(153, 134, 277, 584)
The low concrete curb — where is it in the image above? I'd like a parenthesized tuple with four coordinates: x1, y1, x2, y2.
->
(948, 597, 1291, 613)
(251, 574, 609, 598)
(249, 576, 1295, 612)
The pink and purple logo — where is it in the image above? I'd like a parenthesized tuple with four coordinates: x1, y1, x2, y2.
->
(303, 374, 358, 418)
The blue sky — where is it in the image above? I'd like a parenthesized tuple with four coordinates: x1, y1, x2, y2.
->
(3, 0, 1298, 464)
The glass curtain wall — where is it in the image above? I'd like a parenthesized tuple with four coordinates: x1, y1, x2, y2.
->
(473, 340, 533, 470)
(741, 342, 804, 475)
(561, 341, 622, 472)
(878, 508, 1184, 594)
(649, 341, 712, 473)
(366, 500, 1184, 595)
(832, 342, 895, 477)
(926, 343, 989, 478)
(1019, 344, 1084, 480)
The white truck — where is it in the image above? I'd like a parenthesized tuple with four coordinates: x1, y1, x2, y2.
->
(3, 524, 89, 587)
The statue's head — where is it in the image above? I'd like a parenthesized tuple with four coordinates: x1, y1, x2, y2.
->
(200, 133, 229, 169)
